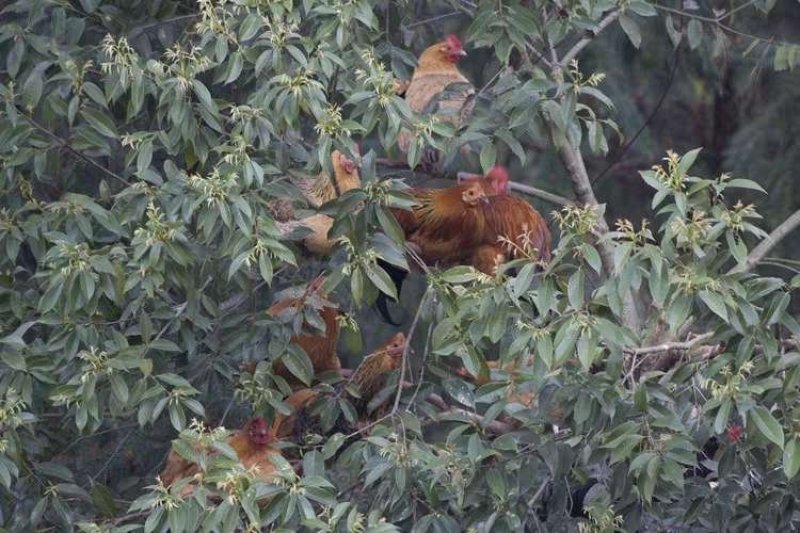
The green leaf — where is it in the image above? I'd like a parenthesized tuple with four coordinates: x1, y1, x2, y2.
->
(750, 406, 784, 449)
(687, 19, 703, 50)
(281, 346, 314, 386)
(619, 14, 642, 48)
(81, 108, 118, 138)
(698, 290, 728, 321)
(364, 263, 398, 299)
(784, 438, 800, 479)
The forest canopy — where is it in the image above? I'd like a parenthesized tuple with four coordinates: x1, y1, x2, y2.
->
(0, 0, 799, 531)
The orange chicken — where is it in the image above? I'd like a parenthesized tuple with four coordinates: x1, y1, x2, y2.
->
(276, 149, 362, 255)
(267, 275, 342, 381)
(271, 333, 407, 439)
(159, 416, 282, 497)
(397, 35, 475, 158)
(377, 166, 550, 323)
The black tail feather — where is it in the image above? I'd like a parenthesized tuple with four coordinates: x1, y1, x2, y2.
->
(375, 259, 407, 326)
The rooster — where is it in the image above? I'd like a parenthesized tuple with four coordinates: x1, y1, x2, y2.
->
(158, 416, 282, 498)
(397, 34, 475, 167)
(271, 332, 407, 440)
(275, 149, 361, 256)
(267, 275, 342, 382)
(375, 167, 511, 323)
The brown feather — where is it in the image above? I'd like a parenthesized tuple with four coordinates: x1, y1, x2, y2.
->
(268, 277, 342, 380)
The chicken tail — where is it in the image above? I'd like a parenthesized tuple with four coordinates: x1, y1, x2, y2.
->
(374, 259, 407, 326)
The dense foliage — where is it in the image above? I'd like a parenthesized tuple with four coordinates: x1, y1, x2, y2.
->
(0, 0, 798, 531)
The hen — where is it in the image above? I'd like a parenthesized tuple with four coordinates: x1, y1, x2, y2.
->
(159, 416, 282, 498)
(271, 332, 407, 439)
(397, 35, 475, 165)
(267, 275, 342, 382)
(276, 149, 361, 256)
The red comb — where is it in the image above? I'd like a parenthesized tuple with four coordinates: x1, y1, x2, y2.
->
(446, 34, 463, 49)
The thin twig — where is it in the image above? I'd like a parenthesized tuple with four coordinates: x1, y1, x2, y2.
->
(560, 9, 621, 66)
(403, 12, 460, 30)
(390, 289, 429, 415)
(591, 45, 682, 188)
(730, 209, 800, 273)
(18, 106, 129, 187)
(652, 3, 798, 47)
(92, 428, 136, 482)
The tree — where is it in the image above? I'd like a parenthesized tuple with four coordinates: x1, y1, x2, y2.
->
(0, 0, 798, 531)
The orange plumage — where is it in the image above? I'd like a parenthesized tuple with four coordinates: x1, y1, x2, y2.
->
(473, 194, 552, 273)
(276, 149, 362, 256)
(398, 35, 475, 155)
(271, 333, 407, 439)
(268, 275, 342, 381)
(158, 417, 282, 497)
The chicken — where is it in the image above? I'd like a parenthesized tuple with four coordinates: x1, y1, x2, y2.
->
(471, 194, 552, 274)
(159, 416, 282, 498)
(271, 333, 407, 440)
(293, 149, 361, 208)
(375, 167, 509, 324)
(267, 275, 342, 382)
(275, 149, 361, 256)
(456, 361, 536, 409)
(397, 34, 475, 162)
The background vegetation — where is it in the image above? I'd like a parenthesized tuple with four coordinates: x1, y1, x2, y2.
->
(0, 0, 798, 531)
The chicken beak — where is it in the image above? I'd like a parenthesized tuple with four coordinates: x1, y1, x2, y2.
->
(459, 49, 467, 57)
(481, 196, 490, 205)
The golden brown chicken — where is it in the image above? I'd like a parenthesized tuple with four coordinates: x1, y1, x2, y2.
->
(267, 275, 342, 382)
(397, 35, 475, 158)
(471, 195, 552, 274)
(271, 332, 407, 440)
(294, 149, 361, 208)
(377, 166, 549, 323)
(275, 149, 362, 256)
(159, 416, 282, 497)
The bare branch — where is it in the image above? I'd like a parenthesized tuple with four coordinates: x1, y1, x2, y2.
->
(543, 112, 641, 333)
(730, 209, 800, 274)
(624, 331, 715, 356)
(560, 9, 621, 66)
(390, 289, 429, 415)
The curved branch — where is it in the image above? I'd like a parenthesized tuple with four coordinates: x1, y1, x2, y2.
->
(560, 9, 621, 66)
(730, 209, 800, 274)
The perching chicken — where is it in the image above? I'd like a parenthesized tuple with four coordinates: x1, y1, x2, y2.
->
(470, 194, 552, 274)
(159, 416, 282, 497)
(271, 333, 407, 440)
(267, 275, 342, 382)
(397, 34, 475, 159)
(277, 149, 362, 256)
(375, 167, 509, 323)
(293, 149, 361, 208)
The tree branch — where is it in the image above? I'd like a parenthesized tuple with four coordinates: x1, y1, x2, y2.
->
(18, 106, 129, 187)
(730, 209, 800, 274)
(560, 9, 621, 67)
(542, 114, 641, 333)
(623, 331, 715, 356)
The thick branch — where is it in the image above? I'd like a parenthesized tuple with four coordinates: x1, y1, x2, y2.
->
(624, 331, 715, 356)
(730, 209, 800, 274)
(543, 114, 641, 333)
(560, 10, 621, 66)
